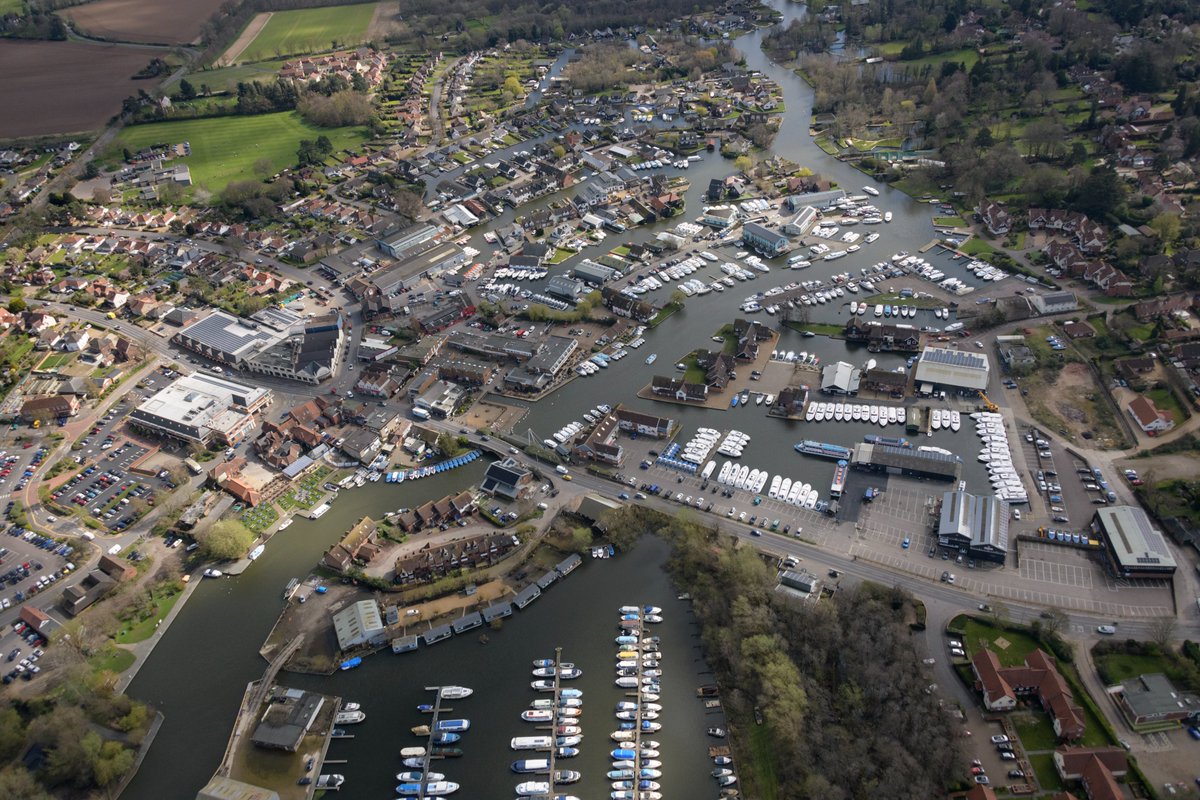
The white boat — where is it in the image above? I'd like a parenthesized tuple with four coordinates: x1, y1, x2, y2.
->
(884, 211, 893, 223)
(950, 411, 961, 432)
(203, 569, 222, 578)
(931, 409, 942, 430)
(438, 686, 474, 700)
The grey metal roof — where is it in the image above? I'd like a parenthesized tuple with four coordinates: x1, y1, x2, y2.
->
(920, 347, 987, 370)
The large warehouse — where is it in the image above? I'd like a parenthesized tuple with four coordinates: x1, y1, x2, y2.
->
(914, 346, 991, 394)
(130, 373, 271, 446)
(1090, 506, 1177, 579)
(937, 490, 1010, 563)
(850, 442, 962, 481)
(173, 309, 345, 384)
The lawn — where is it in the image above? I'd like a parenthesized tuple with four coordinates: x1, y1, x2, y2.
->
(37, 353, 71, 369)
(92, 645, 135, 675)
(111, 112, 368, 195)
(961, 238, 998, 256)
(0, 0, 22, 14)
(1146, 388, 1186, 424)
(933, 216, 968, 228)
(115, 586, 184, 644)
(744, 721, 780, 800)
(173, 59, 291, 96)
(1029, 752, 1064, 792)
(954, 615, 1042, 667)
(238, 3, 377, 61)
(1013, 712, 1059, 752)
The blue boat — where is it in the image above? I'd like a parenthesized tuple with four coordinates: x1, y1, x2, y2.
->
(339, 657, 362, 670)
(612, 748, 637, 760)
(436, 718, 471, 732)
(417, 704, 434, 713)
(731, 395, 739, 408)
(433, 732, 460, 744)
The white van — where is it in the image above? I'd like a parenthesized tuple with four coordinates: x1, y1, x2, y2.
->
(555, 465, 569, 475)
(107, 544, 122, 555)
(80, 532, 95, 541)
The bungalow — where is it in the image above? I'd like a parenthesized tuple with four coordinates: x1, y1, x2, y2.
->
(1127, 394, 1174, 434)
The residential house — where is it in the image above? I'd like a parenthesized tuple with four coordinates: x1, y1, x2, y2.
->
(976, 200, 1012, 235)
(1127, 394, 1174, 434)
(971, 649, 1086, 740)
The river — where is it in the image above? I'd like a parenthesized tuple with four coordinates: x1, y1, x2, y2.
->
(125, 4, 987, 797)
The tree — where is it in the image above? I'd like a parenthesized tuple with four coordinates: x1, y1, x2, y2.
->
(1039, 609, 1068, 638)
(733, 154, 753, 175)
(178, 78, 197, 101)
(7, 297, 26, 314)
(1149, 213, 1181, 247)
(197, 519, 253, 561)
(1149, 617, 1177, 649)
(669, 289, 687, 307)
(1072, 164, 1124, 219)
(252, 157, 275, 179)
(0, 767, 52, 800)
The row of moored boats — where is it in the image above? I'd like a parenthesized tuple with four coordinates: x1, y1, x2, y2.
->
(973, 412, 1029, 504)
(396, 686, 475, 798)
(804, 402, 906, 426)
(610, 605, 667, 800)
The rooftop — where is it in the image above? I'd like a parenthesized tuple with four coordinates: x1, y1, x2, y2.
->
(1095, 505, 1177, 570)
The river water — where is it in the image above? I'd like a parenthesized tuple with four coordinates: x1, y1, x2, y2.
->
(125, 5, 990, 797)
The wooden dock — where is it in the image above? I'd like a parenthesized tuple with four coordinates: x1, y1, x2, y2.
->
(415, 688, 454, 800)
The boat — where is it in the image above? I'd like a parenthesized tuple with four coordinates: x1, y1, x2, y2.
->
(884, 211, 893, 223)
(437, 686, 474, 700)
(645, 353, 657, 365)
(512, 759, 550, 774)
(740, 390, 750, 406)
(203, 569, 222, 578)
(398, 772, 445, 782)
(511, 736, 553, 751)
(396, 781, 459, 796)
(863, 185, 879, 196)
(338, 657, 362, 671)
(730, 395, 738, 408)
(334, 709, 364, 724)
(315, 774, 344, 790)
(950, 410, 961, 432)
(436, 719, 470, 732)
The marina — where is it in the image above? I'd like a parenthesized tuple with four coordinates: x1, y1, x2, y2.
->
(402, 685, 473, 799)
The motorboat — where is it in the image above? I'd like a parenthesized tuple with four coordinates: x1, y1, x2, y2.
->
(438, 686, 473, 700)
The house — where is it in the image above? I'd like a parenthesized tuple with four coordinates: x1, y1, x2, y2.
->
(741, 222, 789, 257)
(1053, 747, 1127, 800)
(1062, 321, 1095, 339)
(650, 375, 708, 403)
(18, 606, 54, 636)
(480, 457, 533, 500)
(976, 200, 1012, 235)
(20, 394, 81, 423)
(970, 649, 1086, 740)
(322, 517, 383, 574)
(1127, 394, 1174, 434)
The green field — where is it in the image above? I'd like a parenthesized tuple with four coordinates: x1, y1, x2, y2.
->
(239, 3, 377, 62)
(172, 59, 291, 96)
(111, 112, 368, 195)
(0, 0, 23, 13)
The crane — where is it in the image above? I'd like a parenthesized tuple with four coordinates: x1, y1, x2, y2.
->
(977, 390, 998, 413)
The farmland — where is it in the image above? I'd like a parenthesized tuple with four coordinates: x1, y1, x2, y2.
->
(63, 0, 226, 44)
(236, 3, 377, 62)
(109, 112, 368, 195)
(0, 40, 158, 139)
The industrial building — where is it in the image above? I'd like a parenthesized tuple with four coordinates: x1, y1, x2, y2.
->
(1090, 506, 1177, 579)
(1111, 673, 1200, 730)
(129, 373, 271, 446)
(851, 442, 962, 481)
(332, 599, 386, 651)
(574, 260, 619, 284)
(741, 222, 790, 257)
(820, 361, 861, 395)
(937, 490, 1010, 563)
(250, 688, 325, 752)
(914, 346, 991, 393)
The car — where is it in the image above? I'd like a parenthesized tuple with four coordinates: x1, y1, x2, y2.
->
(1053, 515, 1070, 523)
(828, 569, 840, 578)
(1096, 624, 1118, 635)
(950, 648, 965, 658)
(974, 776, 990, 785)
(922, 658, 936, 665)
(1000, 751, 1017, 761)
(1012, 508, 1021, 521)
(970, 766, 985, 775)
(1187, 726, 1200, 741)
(990, 735, 1010, 744)
(749, 529, 761, 537)
(1008, 770, 1025, 779)
(901, 537, 910, 549)
(978, 603, 992, 612)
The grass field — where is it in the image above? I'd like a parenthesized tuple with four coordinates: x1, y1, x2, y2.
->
(111, 112, 368, 195)
(172, 59, 291, 96)
(0, 0, 24, 13)
(238, 3, 377, 61)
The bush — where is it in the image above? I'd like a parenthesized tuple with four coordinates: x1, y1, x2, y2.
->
(196, 519, 253, 561)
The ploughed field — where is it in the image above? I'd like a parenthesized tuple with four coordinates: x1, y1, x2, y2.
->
(0, 40, 158, 138)
(63, 0, 226, 44)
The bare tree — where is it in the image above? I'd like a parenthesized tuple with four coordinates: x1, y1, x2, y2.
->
(1149, 617, 1177, 649)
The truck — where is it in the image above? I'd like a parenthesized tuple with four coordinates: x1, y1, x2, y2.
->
(411, 407, 431, 420)
(184, 458, 203, 476)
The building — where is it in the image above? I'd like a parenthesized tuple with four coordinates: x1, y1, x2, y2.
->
(1091, 506, 1177, 579)
(1126, 394, 1174, 434)
(573, 410, 624, 465)
(614, 405, 674, 438)
(250, 688, 325, 752)
(1030, 291, 1079, 315)
(1111, 673, 1200, 730)
(574, 260, 618, 285)
(741, 222, 790, 257)
(820, 361, 861, 395)
(971, 649, 1086, 740)
(975, 199, 1012, 235)
(850, 442, 961, 482)
(480, 457, 533, 499)
(375, 222, 439, 259)
(547, 275, 585, 300)
(173, 309, 345, 384)
(20, 394, 81, 423)
(914, 346, 990, 393)
(414, 380, 464, 418)
(782, 205, 818, 236)
(332, 599, 386, 651)
(996, 337, 1036, 368)
(1053, 747, 1128, 800)
(322, 517, 382, 573)
(937, 491, 1010, 563)
(701, 206, 738, 228)
(130, 373, 271, 446)
(173, 309, 284, 367)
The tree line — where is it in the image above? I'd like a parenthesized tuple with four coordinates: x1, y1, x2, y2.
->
(597, 506, 962, 799)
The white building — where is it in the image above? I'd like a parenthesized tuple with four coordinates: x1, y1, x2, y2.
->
(129, 373, 271, 446)
(914, 346, 990, 394)
(333, 599, 386, 651)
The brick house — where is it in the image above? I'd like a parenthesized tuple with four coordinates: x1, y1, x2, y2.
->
(971, 649, 1086, 740)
